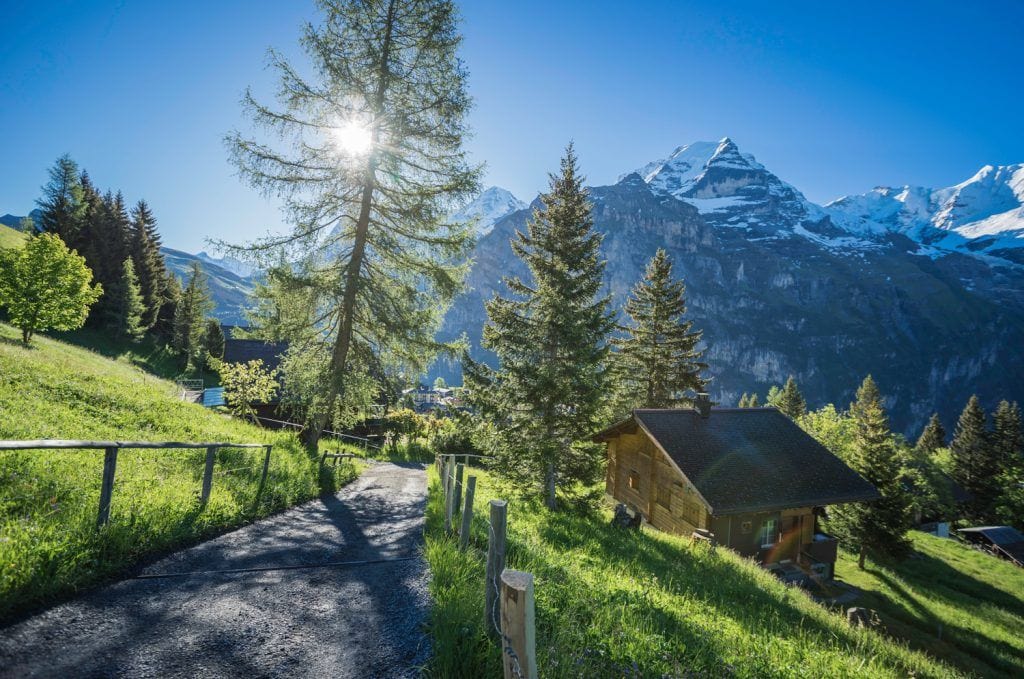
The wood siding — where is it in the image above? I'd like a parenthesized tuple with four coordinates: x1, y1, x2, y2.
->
(605, 431, 707, 535)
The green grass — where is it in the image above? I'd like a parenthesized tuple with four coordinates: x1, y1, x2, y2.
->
(424, 465, 963, 678)
(835, 533, 1024, 677)
(0, 223, 27, 250)
(51, 326, 216, 382)
(0, 322, 361, 621)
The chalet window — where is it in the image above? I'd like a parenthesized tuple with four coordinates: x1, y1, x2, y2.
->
(760, 518, 778, 547)
(627, 470, 640, 491)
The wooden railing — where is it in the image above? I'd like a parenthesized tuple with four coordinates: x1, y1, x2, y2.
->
(253, 416, 381, 451)
(0, 440, 271, 529)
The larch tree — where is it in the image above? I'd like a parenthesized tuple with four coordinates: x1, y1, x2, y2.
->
(612, 248, 706, 414)
(950, 395, 999, 522)
(915, 413, 946, 456)
(35, 155, 85, 248)
(225, 0, 480, 447)
(830, 376, 910, 568)
(466, 145, 615, 509)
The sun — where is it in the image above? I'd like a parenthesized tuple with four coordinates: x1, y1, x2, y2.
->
(330, 120, 373, 155)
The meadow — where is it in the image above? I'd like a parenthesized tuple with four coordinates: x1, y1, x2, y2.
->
(0, 322, 359, 620)
(423, 464, 998, 678)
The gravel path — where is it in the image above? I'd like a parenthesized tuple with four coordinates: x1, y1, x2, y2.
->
(0, 462, 431, 678)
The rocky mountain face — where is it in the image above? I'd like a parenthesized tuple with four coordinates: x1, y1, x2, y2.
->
(433, 139, 1024, 436)
(160, 248, 256, 325)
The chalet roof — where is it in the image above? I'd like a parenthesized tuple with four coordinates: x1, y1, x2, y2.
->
(595, 407, 880, 516)
(223, 338, 287, 372)
(957, 526, 1024, 565)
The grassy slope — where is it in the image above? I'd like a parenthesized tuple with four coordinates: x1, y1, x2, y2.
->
(0, 322, 359, 621)
(0, 223, 27, 249)
(425, 465, 962, 678)
(836, 534, 1024, 677)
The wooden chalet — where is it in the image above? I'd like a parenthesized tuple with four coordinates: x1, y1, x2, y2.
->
(595, 398, 879, 581)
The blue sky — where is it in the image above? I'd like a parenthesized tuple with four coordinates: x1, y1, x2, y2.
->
(2, 0, 1022, 252)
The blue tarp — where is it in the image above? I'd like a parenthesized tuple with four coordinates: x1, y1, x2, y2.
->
(202, 387, 225, 407)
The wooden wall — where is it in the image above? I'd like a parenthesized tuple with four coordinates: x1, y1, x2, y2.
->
(605, 432, 708, 536)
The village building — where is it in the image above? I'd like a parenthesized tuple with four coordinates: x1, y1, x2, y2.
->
(595, 398, 880, 582)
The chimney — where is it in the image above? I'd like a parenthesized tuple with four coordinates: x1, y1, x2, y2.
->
(695, 393, 711, 418)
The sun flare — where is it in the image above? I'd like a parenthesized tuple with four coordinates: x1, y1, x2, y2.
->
(331, 120, 373, 155)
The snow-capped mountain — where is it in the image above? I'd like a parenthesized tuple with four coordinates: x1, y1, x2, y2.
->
(195, 250, 257, 278)
(449, 186, 527, 238)
(827, 164, 1024, 263)
(434, 138, 1024, 435)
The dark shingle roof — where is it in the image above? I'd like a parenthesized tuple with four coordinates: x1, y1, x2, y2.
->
(223, 338, 287, 372)
(957, 526, 1024, 565)
(598, 407, 880, 515)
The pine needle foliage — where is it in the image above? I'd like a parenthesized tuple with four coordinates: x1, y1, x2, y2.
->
(950, 395, 999, 522)
(612, 248, 706, 414)
(225, 0, 480, 445)
(771, 375, 806, 419)
(466, 145, 614, 509)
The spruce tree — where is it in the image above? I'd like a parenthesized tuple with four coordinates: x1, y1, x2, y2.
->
(738, 393, 750, 408)
(772, 375, 806, 419)
(155, 270, 182, 343)
(35, 155, 85, 248)
(108, 258, 146, 340)
(226, 0, 480, 446)
(831, 376, 911, 568)
(466, 145, 614, 508)
(91, 192, 133, 328)
(173, 262, 214, 369)
(993, 401, 1024, 526)
(748, 393, 760, 407)
(950, 395, 999, 522)
(612, 248, 706, 413)
(130, 200, 167, 330)
(915, 413, 946, 456)
(204, 318, 226, 365)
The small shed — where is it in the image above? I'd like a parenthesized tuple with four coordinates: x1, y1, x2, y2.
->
(957, 526, 1024, 566)
(595, 402, 879, 580)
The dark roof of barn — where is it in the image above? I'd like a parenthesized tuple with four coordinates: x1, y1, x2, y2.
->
(222, 338, 287, 372)
(957, 526, 1024, 565)
(595, 407, 880, 516)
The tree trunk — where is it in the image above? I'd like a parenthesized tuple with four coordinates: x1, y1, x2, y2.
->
(858, 544, 866, 570)
(302, 0, 397, 447)
(544, 461, 556, 510)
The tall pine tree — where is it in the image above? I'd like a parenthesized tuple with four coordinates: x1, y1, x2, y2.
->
(830, 376, 910, 568)
(35, 155, 86, 248)
(950, 395, 999, 522)
(226, 0, 480, 446)
(771, 375, 806, 419)
(915, 413, 946, 456)
(173, 262, 214, 369)
(154, 270, 181, 343)
(108, 258, 146, 340)
(466, 145, 614, 509)
(612, 248, 706, 413)
(130, 200, 167, 330)
(993, 401, 1024, 526)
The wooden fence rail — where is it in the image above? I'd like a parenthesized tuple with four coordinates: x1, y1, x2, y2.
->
(0, 440, 271, 529)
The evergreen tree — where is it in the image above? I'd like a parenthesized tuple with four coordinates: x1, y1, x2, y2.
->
(35, 155, 85, 247)
(915, 413, 947, 456)
(950, 395, 999, 522)
(831, 376, 911, 568)
(108, 258, 146, 340)
(204, 318, 226, 366)
(173, 262, 214, 368)
(75, 171, 104, 277)
(748, 393, 760, 408)
(466, 145, 614, 508)
(226, 0, 480, 447)
(765, 385, 781, 407)
(738, 393, 750, 408)
(90, 191, 133, 328)
(130, 200, 167, 330)
(154, 270, 181, 343)
(612, 248, 706, 413)
(772, 375, 806, 419)
(993, 401, 1024, 526)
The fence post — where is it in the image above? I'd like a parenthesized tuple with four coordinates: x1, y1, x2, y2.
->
(96, 446, 119, 529)
(454, 462, 465, 514)
(500, 569, 538, 679)
(255, 445, 272, 502)
(460, 475, 477, 551)
(485, 499, 508, 636)
(200, 446, 217, 505)
(444, 456, 456, 533)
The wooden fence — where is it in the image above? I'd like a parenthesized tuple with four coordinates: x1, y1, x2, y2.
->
(437, 454, 538, 679)
(0, 440, 271, 529)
